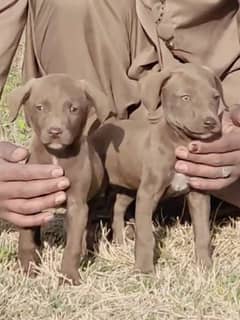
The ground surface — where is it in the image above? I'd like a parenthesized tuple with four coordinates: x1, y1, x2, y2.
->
(0, 46, 240, 320)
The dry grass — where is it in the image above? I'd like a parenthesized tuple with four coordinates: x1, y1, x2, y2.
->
(1, 47, 240, 320)
(1, 221, 240, 320)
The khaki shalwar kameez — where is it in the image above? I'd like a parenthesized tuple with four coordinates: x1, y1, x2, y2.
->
(1, 0, 240, 114)
(1, 0, 240, 209)
(0, 0, 152, 118)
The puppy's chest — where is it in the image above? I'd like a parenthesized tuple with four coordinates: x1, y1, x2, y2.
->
(153, 141, 190, 197)
(51, 155, 59, 166)
(166, 172, 190, 198)
(51, 156, 77, 182)
(49, 154, 84, 184)
(55, 156, 90, 184)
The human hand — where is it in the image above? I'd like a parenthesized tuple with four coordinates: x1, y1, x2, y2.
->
(175, 106, 240, 191)
(0, 142, 69, 227)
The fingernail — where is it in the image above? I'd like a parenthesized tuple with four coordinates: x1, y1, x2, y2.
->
(176, 148, 188, 159)
(55, 193, 67, 205)
(188, 178, 200, 188)
(52, 167, 64, 178)
(58, 178, 70, 189)
(189, 143, 199, 153)
(43, 213, 55, 224)
(11, 148, 28, 161)
(175, 162, 188, 173)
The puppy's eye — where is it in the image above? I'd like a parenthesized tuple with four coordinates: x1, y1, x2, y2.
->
(35, 104, 44, 111)
(69, 105, 79, 113)
(181, 95, 191, 102)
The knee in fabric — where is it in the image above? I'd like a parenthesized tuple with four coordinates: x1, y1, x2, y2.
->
(42, 0, 88, 15)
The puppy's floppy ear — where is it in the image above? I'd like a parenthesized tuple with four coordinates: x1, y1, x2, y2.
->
(8, 78, 37, 122)
(202, 65, 229, 113)
(214, 76, 229, 113)
(140, 69, 171, 113)
(77, 80, 113, 124)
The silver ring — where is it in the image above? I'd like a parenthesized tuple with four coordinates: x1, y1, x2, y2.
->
(221, 166, 232, 178)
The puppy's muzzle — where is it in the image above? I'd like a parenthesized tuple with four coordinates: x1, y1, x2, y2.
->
(203, 117, 217, 129)
(203, 117, 220, 133)
(48, 127, 63, 138)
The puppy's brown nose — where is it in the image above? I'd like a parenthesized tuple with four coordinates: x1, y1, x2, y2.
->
(48, 127, 63, 136)
(203, 117, 218, 130)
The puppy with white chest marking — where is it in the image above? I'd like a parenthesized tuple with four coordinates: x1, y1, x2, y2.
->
(8, 74, 112, 284)
(91, 63, 228, 273)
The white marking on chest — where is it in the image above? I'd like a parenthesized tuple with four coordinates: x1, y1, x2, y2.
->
(51, 155, 59, 166)
(170, 173, 189, 193)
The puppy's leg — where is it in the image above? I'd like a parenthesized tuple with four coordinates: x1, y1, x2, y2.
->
(18, 153, 42, 275)
(134, 187, 162, 273)
(125, 218, 136, 241)
(18, 227, 41, 275)
(61, 199, 88, 285)
(112, 193, 134, 244)
(187, 191, 212, 268)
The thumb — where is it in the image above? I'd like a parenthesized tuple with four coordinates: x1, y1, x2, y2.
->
(0, 141, 29, 162)
(230, 104, 240, 126)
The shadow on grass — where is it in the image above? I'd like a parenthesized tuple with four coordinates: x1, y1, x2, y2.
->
(0, 196, 239, 271)
(1, 196, 240, 242)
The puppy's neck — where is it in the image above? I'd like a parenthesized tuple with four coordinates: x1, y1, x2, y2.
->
(162, 118, 191, 147)
(45, 142, 81, 159)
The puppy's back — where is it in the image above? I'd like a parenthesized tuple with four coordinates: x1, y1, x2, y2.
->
(90, 120, 149, 189)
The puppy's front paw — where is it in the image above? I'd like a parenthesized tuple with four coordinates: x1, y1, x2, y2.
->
(134, 261, 155, 274)
(196, 250, 213, 270)
(112, 231, 124, 245)
(18, 249, 41, 277)
(60, 265, 81, 285)
(125, 220, 135, 241)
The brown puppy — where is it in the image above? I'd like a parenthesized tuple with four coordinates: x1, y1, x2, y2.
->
(8, 74, 112, 284)
(91, 63, 228, 273)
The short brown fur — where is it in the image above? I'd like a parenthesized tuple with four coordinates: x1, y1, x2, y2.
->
(8, 74, 111, 284)
(91, 63, 227, 272)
